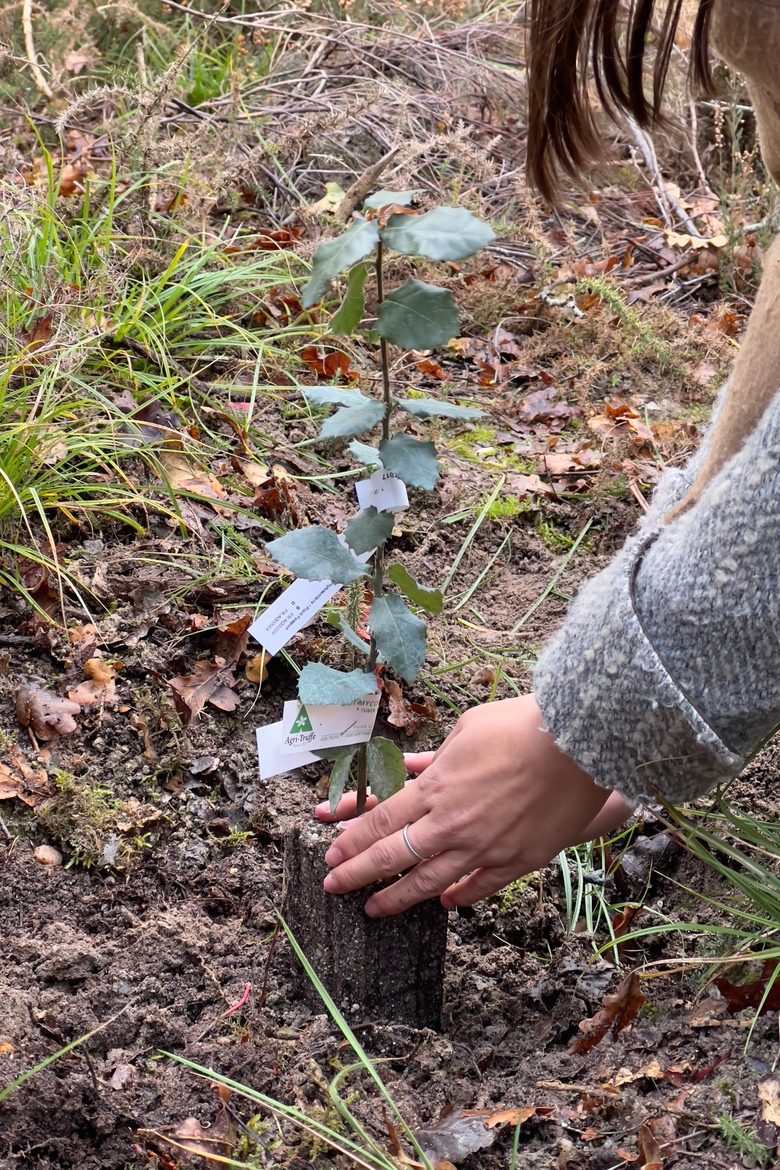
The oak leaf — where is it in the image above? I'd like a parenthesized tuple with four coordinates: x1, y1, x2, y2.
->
(168, 659, 240, 724)
(570, 971, 646, 1054)
(16, 682, 81, 741)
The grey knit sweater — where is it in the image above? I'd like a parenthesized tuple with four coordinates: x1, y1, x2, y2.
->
(533, 385, 780, 805)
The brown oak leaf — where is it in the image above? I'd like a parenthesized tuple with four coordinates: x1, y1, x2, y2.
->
(167, 658, 240, 724)
(570, 971, 646, 1054)
(16, 681, 81, 741)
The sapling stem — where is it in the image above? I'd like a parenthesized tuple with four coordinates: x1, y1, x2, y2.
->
(354, 243, 394, 815)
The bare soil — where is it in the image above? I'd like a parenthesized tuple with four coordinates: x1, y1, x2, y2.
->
(2, 471, 779, 1169)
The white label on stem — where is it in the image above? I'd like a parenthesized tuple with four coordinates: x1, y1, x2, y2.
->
(355, 469, 409, 513)
(249, 577, 340, 655)
(280, 694, 380, 754)
(256, 721, 318, 782)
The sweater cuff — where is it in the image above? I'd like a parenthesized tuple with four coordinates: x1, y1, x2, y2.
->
(533, 531, 743, 805)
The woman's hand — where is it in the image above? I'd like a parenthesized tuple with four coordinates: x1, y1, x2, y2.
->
(313, 694, 625, 917)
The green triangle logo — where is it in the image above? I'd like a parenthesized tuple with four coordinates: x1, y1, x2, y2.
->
(289, 705, 313, 734)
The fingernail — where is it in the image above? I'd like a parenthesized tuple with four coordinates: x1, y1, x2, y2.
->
(364, 898, 379, 917)
(336, 820, 350, 830)
(315, 801, 329, 814)
(324, 845, 343, 867)
(323, 874, 337, 893)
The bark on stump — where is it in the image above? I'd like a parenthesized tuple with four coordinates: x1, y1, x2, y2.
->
(283, 820, 448, 1029)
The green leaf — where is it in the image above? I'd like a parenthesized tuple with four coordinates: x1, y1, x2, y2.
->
(298, 663, 377, 706)
(376, 279, 459, 350)
(330, 263, 369, 336)
(387, 563, 444, 614)
(395, 396, 484, 420)
(302, 218, 380, 308)
(348, 440, 381, 466)
(366, 737, 406, 802)
(381, 206, 495, 261)
(344, 506, 395, 555)
(363, 189, 421, 210)
(266, 526, 367, 584)
(320, 400, 385, 440)
(303, 387, 369, 408)
(379, 435, 439, 490)
(369, 594, 426, 682)
(328, 747, 357, 814)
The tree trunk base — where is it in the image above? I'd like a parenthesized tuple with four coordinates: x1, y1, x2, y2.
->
(283, 820, 448, 1029)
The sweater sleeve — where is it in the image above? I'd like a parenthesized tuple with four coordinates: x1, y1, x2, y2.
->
(533, 389, 780, 805)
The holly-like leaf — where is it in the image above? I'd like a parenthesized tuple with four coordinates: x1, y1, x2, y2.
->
(320, 400, 386, 440)
(331, 263, 369, 336)
(377, 279, 459, 350)
(303, 387, 369, 408)
(328, 747, 357, 813)
(395, 396, 484, 420)
(387, 563, 444, 614)
(298, 663, 377, 705)
(381, 206, 495, 261)
(348, 440, 381, 466)
(379, 435, 439, 490)
(266, 525, 367, 584)
(302, 218, 380, 308)
(369, 594, 426, 682)
(363, 189, 421, 210)
(344, 506, 395, 555)
(366, 736, 406, 801)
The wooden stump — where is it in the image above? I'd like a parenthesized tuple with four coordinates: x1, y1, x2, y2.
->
(283, 820, 448, 1029)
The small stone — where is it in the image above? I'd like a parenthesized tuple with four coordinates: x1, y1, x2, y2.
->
(34, 845, 62, 867)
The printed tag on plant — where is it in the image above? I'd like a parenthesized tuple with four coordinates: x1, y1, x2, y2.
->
(355, 469, 409, 514)
(280, 694, 380, 754)
(249, 577, 341, 655)
(256, 720, 319, 782)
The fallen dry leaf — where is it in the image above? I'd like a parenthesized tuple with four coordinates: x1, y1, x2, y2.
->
(245, 652, 271, 685)
(716, 960, 780, 1015)
(759, 1079, 780, 1127)
(570, 971, 647, 1054)
(301, 345, 358, 381)
(63, 48, 95, 74)
(168, 659, 240, 724)
(68, 656, 117, 706)
(637, 1121, 663, 1170)
(517, 386, 578, 427)
(16, 681, 81, 742)
(232, 455, 271, 488)
(143, 1111, 236, 1163)
(213, 614, 252, 665)
(159, 437, 226, 504)
(0, 746, 54, 807)
(416, 1106, 554, 1164)
(385, 679, 438, 737)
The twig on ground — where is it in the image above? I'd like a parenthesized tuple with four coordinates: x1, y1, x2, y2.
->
(21, 0, 53, 100)
(336, 146, 401, 222)
(626, 116, 701, 236)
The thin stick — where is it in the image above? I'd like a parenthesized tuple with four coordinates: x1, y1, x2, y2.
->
(22, 0, 53, 100)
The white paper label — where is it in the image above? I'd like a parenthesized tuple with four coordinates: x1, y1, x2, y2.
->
(256, 721, 318, 782)
(355, 469, 409, 513)
(249, 577, 340, 655)
(280, 694, 379, 754)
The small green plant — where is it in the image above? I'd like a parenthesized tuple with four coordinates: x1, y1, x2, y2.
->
(717, 1113, 773, 1167)
(265, 192, 494, 813)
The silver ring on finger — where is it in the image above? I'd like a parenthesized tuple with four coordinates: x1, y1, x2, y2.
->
(402, 822, 431, 863)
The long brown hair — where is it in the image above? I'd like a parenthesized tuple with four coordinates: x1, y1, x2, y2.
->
(527, 0, 716, 202)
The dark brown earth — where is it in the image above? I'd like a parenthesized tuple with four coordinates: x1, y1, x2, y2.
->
(2, 476, 780, 1170)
